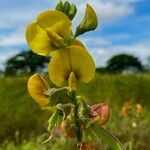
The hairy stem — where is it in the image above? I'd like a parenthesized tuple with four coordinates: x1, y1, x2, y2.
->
(70, 91, 82, 143)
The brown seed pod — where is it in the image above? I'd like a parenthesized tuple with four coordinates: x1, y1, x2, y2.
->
(79, 142, 94, 150)
(60, 117, 76, 138)
(90, 103, 110, 125)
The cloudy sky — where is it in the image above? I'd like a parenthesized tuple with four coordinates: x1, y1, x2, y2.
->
(0, 0, 150, 69)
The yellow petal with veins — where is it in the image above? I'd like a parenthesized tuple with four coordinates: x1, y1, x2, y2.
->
(37, 10, 72, 46)
(26, 10, 72, 56)
(26, 23, 54, 56)
(28, 74, 50, 106)
(48, 46, 95, 86)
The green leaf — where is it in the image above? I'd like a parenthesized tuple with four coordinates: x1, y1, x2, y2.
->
(92, 124, 125, 150)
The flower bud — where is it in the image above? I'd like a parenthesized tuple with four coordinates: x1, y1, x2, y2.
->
(55, 1, 77, 21)
(90, 103, 110, 125)
(75, 4, 98, 37)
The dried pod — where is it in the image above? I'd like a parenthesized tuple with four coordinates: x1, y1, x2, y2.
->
(90, 103, 110, 125)
(79, 142, 94, 150)
(60, 117, 76, 138)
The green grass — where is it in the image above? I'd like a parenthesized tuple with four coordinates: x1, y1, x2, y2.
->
(0, 73, 150, 149)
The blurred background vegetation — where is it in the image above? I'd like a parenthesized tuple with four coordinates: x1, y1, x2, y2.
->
(0, 50, 150, 149)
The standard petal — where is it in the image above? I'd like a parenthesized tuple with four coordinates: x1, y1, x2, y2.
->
(28, 74, 50, 106)
(36, 10, 72, 45)
(69, 46, 95, 83)
(48, 48, 71, 86)
(26, 23, 54, 56)
(48, 46, 95, 86)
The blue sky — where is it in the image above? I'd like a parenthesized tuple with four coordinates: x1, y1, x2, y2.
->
(0, 0, 150, 69)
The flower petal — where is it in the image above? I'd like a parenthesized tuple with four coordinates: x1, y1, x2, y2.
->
(70, 38, 85, 48)
(28, 74, 50, 106)
(48, 46, 95, 86)
(36, 10, 72, 45)
(26, 23, 54, 56)
(26, 10, 72, 56)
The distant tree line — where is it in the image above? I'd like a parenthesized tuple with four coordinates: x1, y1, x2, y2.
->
(4, 50, 50, 75)
(0, 50, 150, 76)
(97, 54, 144, 73)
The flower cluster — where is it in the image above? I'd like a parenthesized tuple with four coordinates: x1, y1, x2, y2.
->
(26, 1, 124, 150)
(121, 101, 143, 127)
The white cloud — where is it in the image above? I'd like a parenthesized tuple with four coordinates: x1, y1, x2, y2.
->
(0, 29, 26, 46)
(0, 0, 134, 29)
(80, 37, 111, 47)
(89, 40, 150, 67)
(0, 0, 56, 29)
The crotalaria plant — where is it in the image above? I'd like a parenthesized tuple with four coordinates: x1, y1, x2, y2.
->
(26, 1, 125, 150)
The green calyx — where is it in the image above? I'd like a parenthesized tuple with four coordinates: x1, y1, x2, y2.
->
(56, 0, 77, 20)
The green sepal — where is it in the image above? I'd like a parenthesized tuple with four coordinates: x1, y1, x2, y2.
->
(55, 0, 77, 21)
(68, 4, 77, 20)
(91, 124, 125, 150)
(77, 96, 91, 119)
(45, 87, 71, 106)
(47, 109, 65, 133)
(55, 0, 64, 12)
(64, 1, 70, 14)
(47, 110, 59, 132)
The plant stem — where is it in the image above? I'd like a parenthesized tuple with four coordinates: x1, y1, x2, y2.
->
(70, 91, 82, 143)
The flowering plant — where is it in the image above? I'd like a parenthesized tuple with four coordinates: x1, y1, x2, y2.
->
(26, 1, 125, 149)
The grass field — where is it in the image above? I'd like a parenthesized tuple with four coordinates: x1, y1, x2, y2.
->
(0, 73, 150, 149)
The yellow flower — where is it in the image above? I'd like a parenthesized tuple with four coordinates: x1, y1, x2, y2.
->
(136, 104, 143, 115)
(121, 102, 131, 117)
(48, 45, 95, 86)
(28, 74, 50, 107)
(26, 10, 72, 56)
